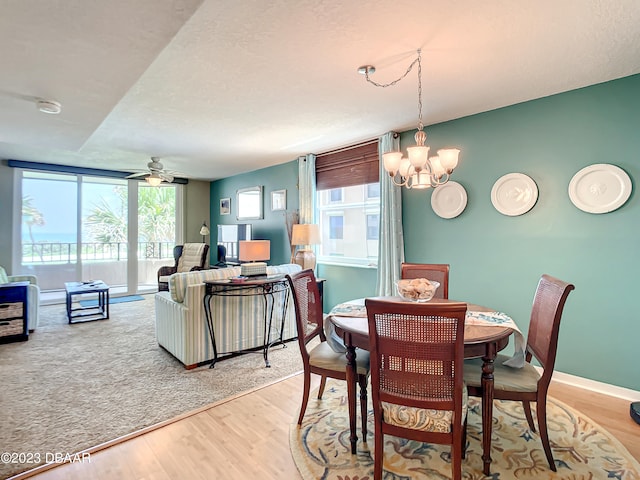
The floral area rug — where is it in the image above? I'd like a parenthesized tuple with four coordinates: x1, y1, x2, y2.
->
(290, 379, 640, 480)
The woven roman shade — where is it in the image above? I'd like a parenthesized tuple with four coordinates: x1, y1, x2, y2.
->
(316, 140, 379, 190)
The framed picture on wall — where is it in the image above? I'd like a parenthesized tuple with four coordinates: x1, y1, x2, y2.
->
(237, 186, 263, 220)
(220, 198, 231, 215)
(271, 189, 286, 211)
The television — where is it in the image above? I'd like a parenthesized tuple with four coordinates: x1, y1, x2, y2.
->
(217, 224, 252, 264)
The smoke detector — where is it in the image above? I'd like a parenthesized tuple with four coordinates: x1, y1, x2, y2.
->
(36, 99, 62, 115)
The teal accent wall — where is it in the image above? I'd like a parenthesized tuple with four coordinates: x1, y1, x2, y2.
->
(209, 74, 640, 392)
(316, 264, 377, 311)
(210, 161, 299, 266)
(402, 74, 640, 391)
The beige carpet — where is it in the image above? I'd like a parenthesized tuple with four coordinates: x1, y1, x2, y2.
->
(290, 378, 640, 480)
(0, 295, 303, 479)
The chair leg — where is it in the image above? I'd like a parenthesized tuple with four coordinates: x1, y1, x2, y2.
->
(317, 375, 327, 399)
(298, 371, 311, 425)
(451, 441, 462, 480)
(358, 374, 368, 442)
(523, 400, 536, 432)
(374, 422, 383, 480)
(462, 416, 468, 459)
(536, 397, 556, 472)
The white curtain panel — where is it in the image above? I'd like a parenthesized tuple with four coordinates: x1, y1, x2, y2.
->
(298, 154, 317, 224)
(376, 132, 405, 296)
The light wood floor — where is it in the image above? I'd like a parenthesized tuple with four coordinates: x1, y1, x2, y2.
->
(12, 373, 640, 480)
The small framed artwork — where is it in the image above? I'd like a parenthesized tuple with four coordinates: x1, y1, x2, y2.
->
(271, 189, 286, 211)
(220, 198, 231, 215)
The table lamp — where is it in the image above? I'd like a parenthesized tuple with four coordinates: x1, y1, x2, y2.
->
(291, 224, 321, 270)
(239, 240, 270, 277)
(199, 222, 210, 243)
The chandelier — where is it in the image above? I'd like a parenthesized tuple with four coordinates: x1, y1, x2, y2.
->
(359, 49, 460, 189)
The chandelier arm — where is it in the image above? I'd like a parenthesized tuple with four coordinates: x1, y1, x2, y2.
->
(389, 173, 409, 188)
(431, 173, 450, 188)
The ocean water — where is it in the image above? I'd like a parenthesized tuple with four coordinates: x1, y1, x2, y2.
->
(22, 232, 77, 243)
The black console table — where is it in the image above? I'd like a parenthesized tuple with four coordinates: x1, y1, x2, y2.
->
(203, 275, 290, 368)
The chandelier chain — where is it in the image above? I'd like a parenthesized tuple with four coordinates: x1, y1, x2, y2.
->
(417, 50, 422, 131)
(364, 50, 423, 131)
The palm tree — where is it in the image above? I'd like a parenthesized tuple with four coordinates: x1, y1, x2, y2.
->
(84, 186, 128, 243)
(22, 195, 46, 261)
(84, 185, 176, 257)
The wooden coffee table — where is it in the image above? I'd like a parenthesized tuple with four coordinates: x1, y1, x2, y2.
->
(65, 281, 110, 324)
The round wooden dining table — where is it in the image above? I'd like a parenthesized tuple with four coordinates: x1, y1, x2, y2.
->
(329, 297, 512, 477)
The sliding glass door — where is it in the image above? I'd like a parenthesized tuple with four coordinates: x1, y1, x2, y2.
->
(81, 176, 129, 289)
(137, 184, 177, 289)
(15, 169, 180, 294)
(20, 171, 79, 290)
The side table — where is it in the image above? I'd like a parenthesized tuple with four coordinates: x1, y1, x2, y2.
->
(0, 281, 29, 343)
(203, 274, 289, 368)
(65, 281, 110, 324)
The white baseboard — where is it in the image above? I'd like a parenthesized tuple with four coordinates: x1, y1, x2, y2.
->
(550, 369, 640, 402)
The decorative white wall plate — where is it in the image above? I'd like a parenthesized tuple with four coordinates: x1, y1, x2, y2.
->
(568, 163, 632, 214)
(431, 181, 467, 219)
(491, 173, 538, 216)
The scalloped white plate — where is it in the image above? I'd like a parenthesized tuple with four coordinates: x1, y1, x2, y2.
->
(568, 164, 631, 214)
(431, 181, 467, 219)
(491, 173, 538, 216)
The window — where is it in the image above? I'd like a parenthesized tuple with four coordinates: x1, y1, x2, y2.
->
(315, 140, 380, 267)
(329, 189, 343, 202)
(14, 168, 181, 294)
(366, 214, 379, 240)
(329, 216, 344, 239)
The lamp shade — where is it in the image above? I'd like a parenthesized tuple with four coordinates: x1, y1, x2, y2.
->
(239, 240, 270, 262)
(199, 225, 210, 236)
(291, 224, 320, 246)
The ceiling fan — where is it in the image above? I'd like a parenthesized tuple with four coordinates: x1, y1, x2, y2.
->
(126, 157, 176, 186)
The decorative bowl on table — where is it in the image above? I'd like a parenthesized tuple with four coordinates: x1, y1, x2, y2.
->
(396, 279, 440, 302)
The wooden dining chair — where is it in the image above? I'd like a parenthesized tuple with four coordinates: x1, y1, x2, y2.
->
(365, 298, 468, 480)
(400, 263, 450, 299)
(463, 274, 575, 471)
(286, 269, 370, 439)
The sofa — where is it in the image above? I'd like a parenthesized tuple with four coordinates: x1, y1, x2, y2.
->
(0, 266, 40, 332)
(155, 263, 302, 369)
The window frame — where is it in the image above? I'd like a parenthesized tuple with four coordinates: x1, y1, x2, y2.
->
(12, 167, 183, 293)
(314, 140, 381, 268)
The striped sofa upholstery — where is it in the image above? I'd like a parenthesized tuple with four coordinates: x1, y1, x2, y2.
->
(154, 263, 302, 369)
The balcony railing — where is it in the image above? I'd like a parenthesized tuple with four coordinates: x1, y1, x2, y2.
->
(22, 241, 176, 265)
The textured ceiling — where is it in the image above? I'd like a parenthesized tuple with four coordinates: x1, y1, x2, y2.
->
(1, 0, 639, 181)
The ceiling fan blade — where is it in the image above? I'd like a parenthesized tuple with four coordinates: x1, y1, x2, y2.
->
(160, 173, 174, 183)
(125, 172, 148, 179)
